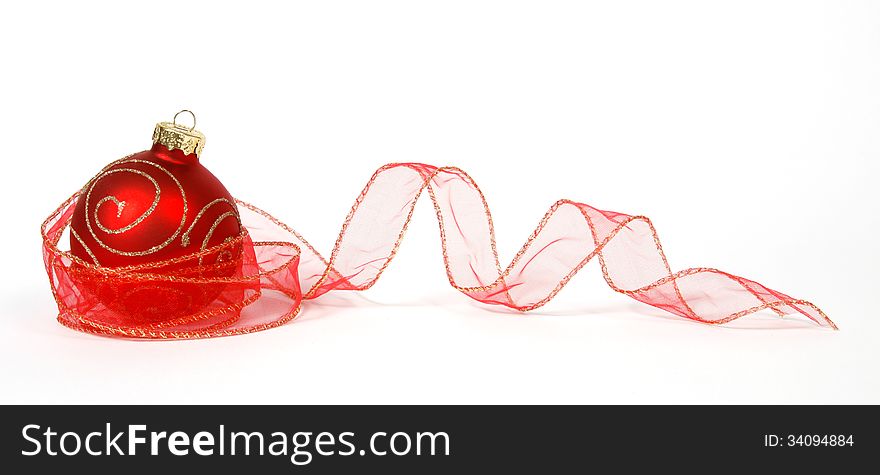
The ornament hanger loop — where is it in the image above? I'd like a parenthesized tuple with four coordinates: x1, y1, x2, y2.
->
(172, 110, 197, 131)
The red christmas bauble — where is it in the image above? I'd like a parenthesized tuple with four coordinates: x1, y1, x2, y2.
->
(69, 112, 243, 324)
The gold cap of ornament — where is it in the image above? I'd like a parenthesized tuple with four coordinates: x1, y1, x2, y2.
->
(152, 110, 206, 156)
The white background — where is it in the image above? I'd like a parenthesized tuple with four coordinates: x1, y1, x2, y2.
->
(1, 0, 877, 404)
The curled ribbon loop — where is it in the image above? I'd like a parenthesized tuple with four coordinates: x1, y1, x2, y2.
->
(41, 162, 835, 339)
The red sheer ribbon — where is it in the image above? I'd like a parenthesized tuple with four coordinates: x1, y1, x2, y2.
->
(41, 163, 835, 339)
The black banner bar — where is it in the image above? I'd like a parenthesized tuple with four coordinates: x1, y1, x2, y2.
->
(1, 405, 875, 472)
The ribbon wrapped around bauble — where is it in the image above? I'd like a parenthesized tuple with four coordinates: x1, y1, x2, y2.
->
(41, 111, 836, 339)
